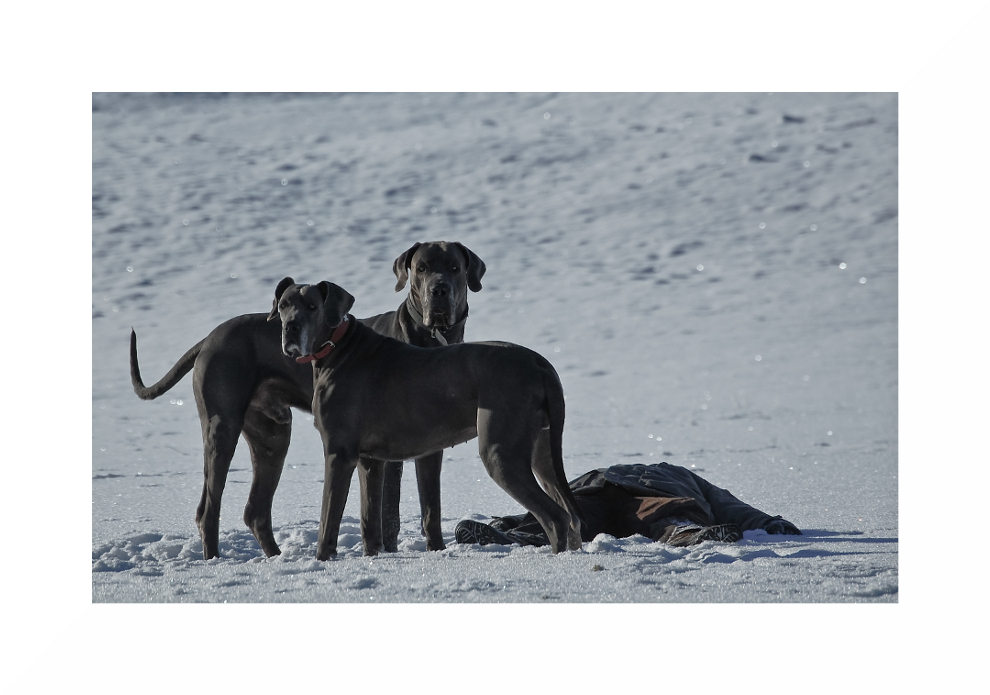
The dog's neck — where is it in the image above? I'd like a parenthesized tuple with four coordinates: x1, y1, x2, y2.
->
(404, 296, 468, 346)
(295, 315, 352, 364)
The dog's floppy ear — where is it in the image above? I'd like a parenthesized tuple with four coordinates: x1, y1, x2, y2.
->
(392, 242, 423, 292)
(268, 276, 295, 321)
(316, 281, 355, 323)
(454, 243, 486, 292)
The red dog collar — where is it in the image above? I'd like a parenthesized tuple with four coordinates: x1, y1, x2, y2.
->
(295, 315, 351, 363)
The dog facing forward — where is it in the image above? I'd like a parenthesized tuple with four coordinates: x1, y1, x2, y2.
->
(129, 241, 484, 559)
(269, 277, 583, 560)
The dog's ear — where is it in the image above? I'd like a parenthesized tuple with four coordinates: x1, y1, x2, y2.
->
(454, 243, 486, 292)
(392, 242, 423, 292)
(268, 276, 295, 321)
(316, 281, 355, 323)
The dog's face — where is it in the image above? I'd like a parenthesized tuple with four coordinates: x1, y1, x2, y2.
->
(268, 277, 355, 359)
(393, 241, 486, 329)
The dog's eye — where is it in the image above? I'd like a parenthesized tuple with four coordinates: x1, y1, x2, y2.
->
(307, 303, 317, 310)
(451, 265, 459, 272)
(417, 265, 426, 273)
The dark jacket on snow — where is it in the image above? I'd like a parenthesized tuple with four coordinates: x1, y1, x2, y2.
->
(495, 462, 788, 543)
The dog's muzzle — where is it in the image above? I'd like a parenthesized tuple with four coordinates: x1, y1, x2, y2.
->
(281, 322, 310, 359)
(421, 284, 456, 329)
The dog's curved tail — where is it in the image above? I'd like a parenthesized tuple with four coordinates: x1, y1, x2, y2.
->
(543, 367, 586, 548)
(130, 329, 204, 400)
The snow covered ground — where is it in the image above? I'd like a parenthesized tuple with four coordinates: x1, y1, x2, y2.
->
(92, 91, 898, 603)
(4, 3, 987, 691)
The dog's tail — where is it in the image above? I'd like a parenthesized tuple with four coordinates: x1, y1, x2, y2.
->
(130, 329, 204, 400)
(543, 367, 587, 541)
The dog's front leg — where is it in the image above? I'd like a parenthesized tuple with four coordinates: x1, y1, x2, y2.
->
(357, 456, 385, 556)
(415, 451, 446, 551)
(317, 449, 358, 561)
(381, 461, 403, 552)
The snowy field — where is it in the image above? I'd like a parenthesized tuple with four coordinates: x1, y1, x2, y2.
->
(5, 4, 988, 692)
(92, 91, 898, 603)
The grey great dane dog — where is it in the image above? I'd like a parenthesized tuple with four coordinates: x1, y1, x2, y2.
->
(129, 241, 484, 559)
(270, 277, 584, 559)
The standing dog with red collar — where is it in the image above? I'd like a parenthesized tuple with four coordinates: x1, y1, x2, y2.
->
(129, 242, 484, 559)
(270, 278, 583, 559)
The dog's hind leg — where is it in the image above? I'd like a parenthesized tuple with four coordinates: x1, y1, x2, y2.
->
(477, 411, 574, 554)
(530, 429, 583, 550)
(193, 361, 256, 560)
(195, 409, 243, 560)
(240, 403, 292, 557)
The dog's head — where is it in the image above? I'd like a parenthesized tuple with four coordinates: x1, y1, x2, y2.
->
(268, 277, 355, 359)
(392, 241, 486, 328)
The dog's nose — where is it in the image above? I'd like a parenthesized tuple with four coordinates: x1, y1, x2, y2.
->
(431, 283, 449, 298)
(285, 321, 300, 334)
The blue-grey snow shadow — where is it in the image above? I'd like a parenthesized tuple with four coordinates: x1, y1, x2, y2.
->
(791, 529, 899, 545)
